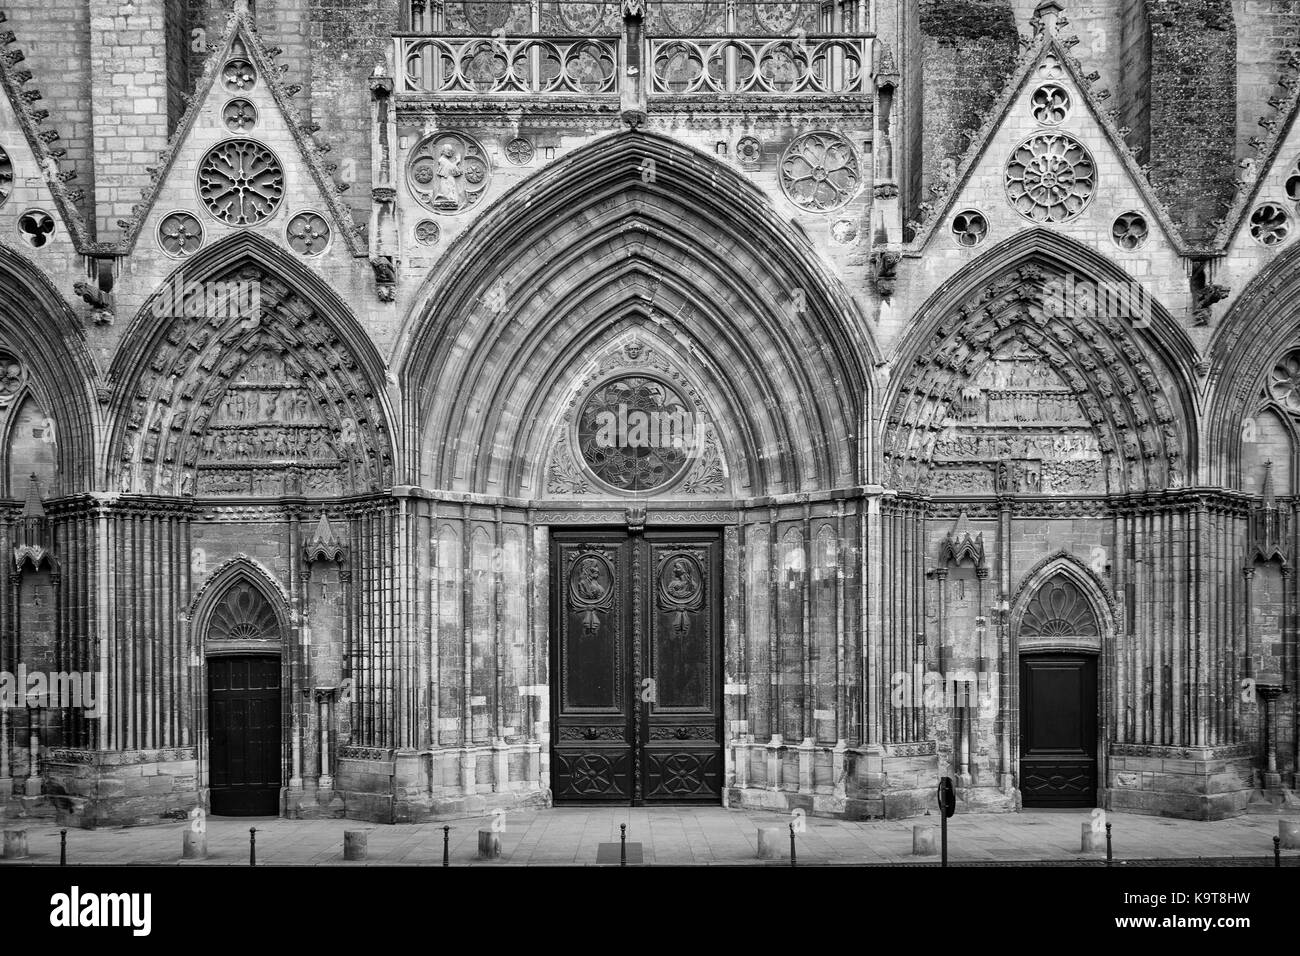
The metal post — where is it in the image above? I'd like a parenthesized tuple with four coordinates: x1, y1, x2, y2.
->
(1275, 836, 1282, 868)
(789, 822, 797, 867)
(940, 809, 948, 867)
(1106, 823, 1112, 866)
(59, 829, 66, 866)
(620, 823, 627, 866)
(249, 827, 256, 866)
(443, 825, 450, 866)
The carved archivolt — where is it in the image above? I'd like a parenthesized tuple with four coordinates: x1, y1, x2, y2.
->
(884, 264, 1182, 496)
(116, 265, 393, 497)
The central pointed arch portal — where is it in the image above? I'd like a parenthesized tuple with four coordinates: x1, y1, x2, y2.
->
(392, 130, 884, 812)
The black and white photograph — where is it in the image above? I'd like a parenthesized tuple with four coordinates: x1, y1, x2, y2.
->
(0, 0, 1293, 938)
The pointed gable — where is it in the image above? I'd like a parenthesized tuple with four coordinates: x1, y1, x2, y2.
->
(122, 1, 364, 262)
(911, 14, 1187, 265)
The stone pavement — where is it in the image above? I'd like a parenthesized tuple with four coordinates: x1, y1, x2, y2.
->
(3, 807, 1298, 866)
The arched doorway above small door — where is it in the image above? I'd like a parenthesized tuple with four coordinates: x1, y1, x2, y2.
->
(203, 579, 285, 816)
(1016, 573, 1102, 808)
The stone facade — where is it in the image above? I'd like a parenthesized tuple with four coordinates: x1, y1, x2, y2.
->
(0, 0, 1296, 828)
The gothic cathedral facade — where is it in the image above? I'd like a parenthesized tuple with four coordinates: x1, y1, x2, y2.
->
(0, 0, 1296, 826)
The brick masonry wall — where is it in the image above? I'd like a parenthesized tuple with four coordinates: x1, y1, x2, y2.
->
(2, 0, 95, 226)
(1233, 0, 1300, 164)
(87, 0, 174, 240)
(306, 0, 399, 225)
(918, 0, 1019, 208)
(1144, 0, 1238, 242)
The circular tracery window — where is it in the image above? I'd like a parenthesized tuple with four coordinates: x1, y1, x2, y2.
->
(779, 131, 861, 212)
(1269, 350, 1300, 412)
(1005, 132, 1096, 223)
(197, 139, 285, 226)
(576, 376, 697, 493)
(1030, 84, 1071, 124)
(0, 146, 12, 209)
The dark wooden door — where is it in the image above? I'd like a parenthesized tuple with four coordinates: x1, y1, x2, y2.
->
(551, 530, 723, 804)
(208, 655, 282, 815)
(1019, 654, 1097, 807)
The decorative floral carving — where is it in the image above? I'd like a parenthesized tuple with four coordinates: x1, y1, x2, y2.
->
(407, 130, 490, 215)
(0, 147, 11, 209)
(208, 581, 280, 642)
(414, 219, 440, 246)
(504, 136, 534, 166)
(1269, 350, 1300, 412)
(1286, 158, 1300, 204)
(1112, 211, 1148, 250)
(830, 219, 858, 244)
(18, 209, 54, 248)
(158, 211, 204, 258)
(222, 98, 258, 132)
(197, 140, 285, 225)
(1020, 574, 1099, 637)
(736, 135, 762, 167)
(1249, 202, 1290, 245)
(1005, 132, 1095, 223)
(222, 58, 257, 93)
(286, 211, 331, 255)
(951, 209, 987, 247)
(779, 131, 860, 212)
(1030, 84, 1070, 124)
(1036, 52, 1064, 81)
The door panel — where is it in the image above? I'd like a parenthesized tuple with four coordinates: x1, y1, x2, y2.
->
(1019, 654, 1097, 807)
(551, 534, 633, 802)
(642, 536, 723, 802)
(209, 655, 282, 816)
(551, 529, 722, 805)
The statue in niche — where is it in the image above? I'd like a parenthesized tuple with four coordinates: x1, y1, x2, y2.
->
(432, 144, 465, 210)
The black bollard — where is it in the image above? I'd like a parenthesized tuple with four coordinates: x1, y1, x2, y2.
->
(940, 811, 948, 867)
(1275, 836, 1282, 868)
(620, 823, 626, 866)
(1106, 823, 1112, 866)
(60, 829, 67, 866)
(789, 822, 796, 868)
(443, 825, 450, 867)
(249, 827, 256, 866)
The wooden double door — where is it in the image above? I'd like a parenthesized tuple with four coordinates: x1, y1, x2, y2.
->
(208, 654, 282, 816)
(1019, 654, 1098, 807)
(550, 529, 723, 804)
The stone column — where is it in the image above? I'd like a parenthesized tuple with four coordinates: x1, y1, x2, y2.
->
(317, 690, 333, 791)
(24, 704, 40, 796)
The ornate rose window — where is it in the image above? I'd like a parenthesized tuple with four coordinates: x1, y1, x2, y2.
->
(1005, 132, 1096, 223)
(1268, 350, 1300, 413)
(779, 131, 861, 212)
(197, 139, 285, 226)
(575, 375, 698, 493)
